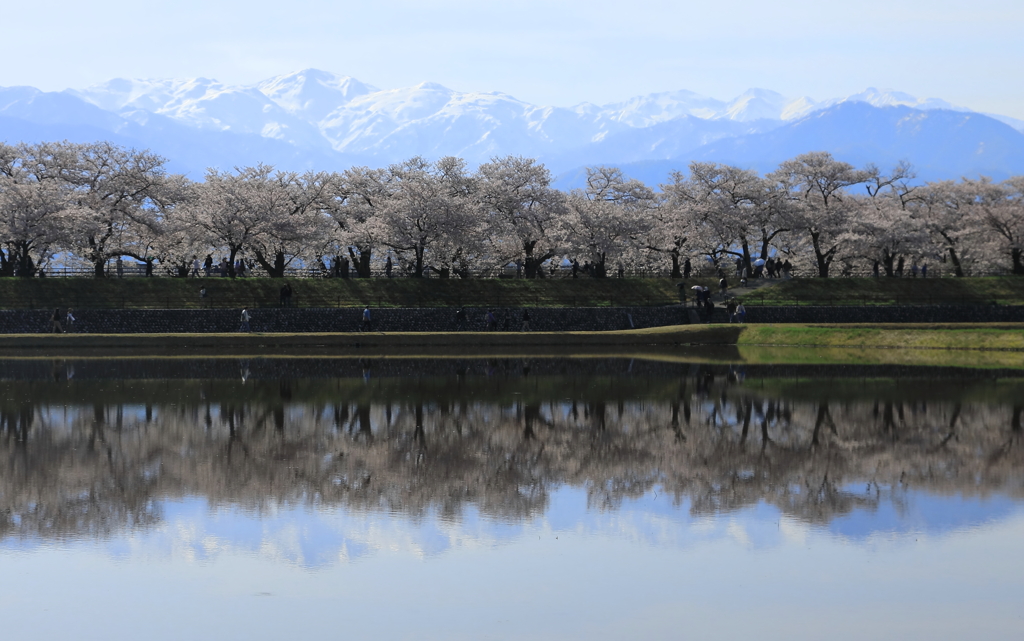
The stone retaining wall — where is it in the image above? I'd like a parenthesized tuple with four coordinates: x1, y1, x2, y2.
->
(2, 304, 1020, 334)
(2, 306, 688, 334)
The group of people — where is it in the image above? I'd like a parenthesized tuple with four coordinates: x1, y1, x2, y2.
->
(48, 308, 76, 333)
(476, 309, 531, 332)
(872, 260, 929, 278)
(677, 279, 747, 324)
(569, 260, 627, 279)
(191, 255, 247, 278)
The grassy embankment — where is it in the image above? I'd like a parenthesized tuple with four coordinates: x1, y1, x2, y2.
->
(1, 275, 1022, 309)
(736, 276, 1024, 306)
(736, 323, 1024, 351)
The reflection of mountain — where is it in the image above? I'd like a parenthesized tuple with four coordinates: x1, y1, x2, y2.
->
(1, 359, 1022, 562)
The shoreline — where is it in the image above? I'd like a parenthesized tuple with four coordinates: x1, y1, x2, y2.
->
(0, 323, 1021, 352)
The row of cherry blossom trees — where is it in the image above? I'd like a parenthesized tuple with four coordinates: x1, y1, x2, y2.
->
(1, 140, 1021, 278)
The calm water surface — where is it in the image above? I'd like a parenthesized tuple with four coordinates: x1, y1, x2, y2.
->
(1, 356, 1023, 640)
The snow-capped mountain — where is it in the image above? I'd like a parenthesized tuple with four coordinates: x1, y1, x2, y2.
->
(3, 69, 1024, 183)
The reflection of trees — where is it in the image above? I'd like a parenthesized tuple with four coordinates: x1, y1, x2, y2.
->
(2, 372, 1024, 541)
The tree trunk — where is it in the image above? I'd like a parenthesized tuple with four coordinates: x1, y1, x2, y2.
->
(669, 251, 681, 279)
(348, 247, 372, 278)
(16, 249, 35, 278)
(1013, 248, 1024, 275)
(810, 232, 830, 278)
(948, 247, 964, 277)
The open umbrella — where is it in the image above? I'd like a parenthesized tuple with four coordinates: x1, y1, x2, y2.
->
(753, 258, 766, 266)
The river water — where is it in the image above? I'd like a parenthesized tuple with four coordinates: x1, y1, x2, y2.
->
(1, 355, 1022, 640)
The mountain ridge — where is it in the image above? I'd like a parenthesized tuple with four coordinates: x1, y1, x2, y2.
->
(3, 69, 1023, 184)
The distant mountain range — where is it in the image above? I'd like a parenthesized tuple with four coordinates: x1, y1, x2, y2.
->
(2, 69, 1023, 187)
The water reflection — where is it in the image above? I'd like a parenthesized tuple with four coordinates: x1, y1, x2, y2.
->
(2, 357, 1022, 550)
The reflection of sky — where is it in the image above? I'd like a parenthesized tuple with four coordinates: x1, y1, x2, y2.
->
(6, 487, 1020, 568)
(4, 488, 1024, 640)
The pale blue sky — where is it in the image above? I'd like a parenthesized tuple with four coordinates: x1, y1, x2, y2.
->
(5, 0, 1023, 117)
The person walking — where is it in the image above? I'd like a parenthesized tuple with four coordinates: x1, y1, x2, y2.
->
(360, 306, 372, 332)
(486, 310, 497, 331)
(191, 256, 200, 278)
(521, 309, 531, 332)
(239, 308, 251, 332)
(455, 308, 467, 331)
(199, 286, 208, 308)
(385, 256, 393, 278)
(727, 299, 737, 323)
(719, 277, 728, 299)
(683, 258, 691, 280)
(50, 308, 64, 333)
(65, 308, 77, 333)
(203, 254, 213, 277)
(921, 263, 928, 278)
(736, 302, 746, 323)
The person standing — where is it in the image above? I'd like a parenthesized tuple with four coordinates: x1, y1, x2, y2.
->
(65, 308, 77, 333)
(521, 309, 531, 332)
(385, 256, 393, 278)
(239, 308, 251, 332)
(683, 258, 691, 280)
(199, 286, 207, 308)
(116, 257, 124, 279)
(719, 277, 728, 299)
(736, 302, 746, 323)
(455, 308, 467, 331)
(192, 256, 200, 278)
(921, 263, 928, 278)
(486, 310, 497, 331)
(50, 308, 64, 333)
(203, 254, 213, 277)
(361, 307, 372, 332)
(726, 299, 737, 323)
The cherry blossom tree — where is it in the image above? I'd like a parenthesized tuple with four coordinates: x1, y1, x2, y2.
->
(976, 177, 1024, 275)
(851, 162, 927, 276)
(772, 152, 873, 277)
(918, 179, 986, 277)
(327, 166, 394, 277)
(50, 141, 169, 277)
(563, 166, 656, 277)
(0, 143, 69, 276)
(382, 156, 480, 278)
(477, 156, 565, 278)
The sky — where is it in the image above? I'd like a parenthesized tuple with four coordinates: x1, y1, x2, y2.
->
(4, 0, 1023, 118)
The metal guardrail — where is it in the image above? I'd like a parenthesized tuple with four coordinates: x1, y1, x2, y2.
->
(36, 262, 1017, 280)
